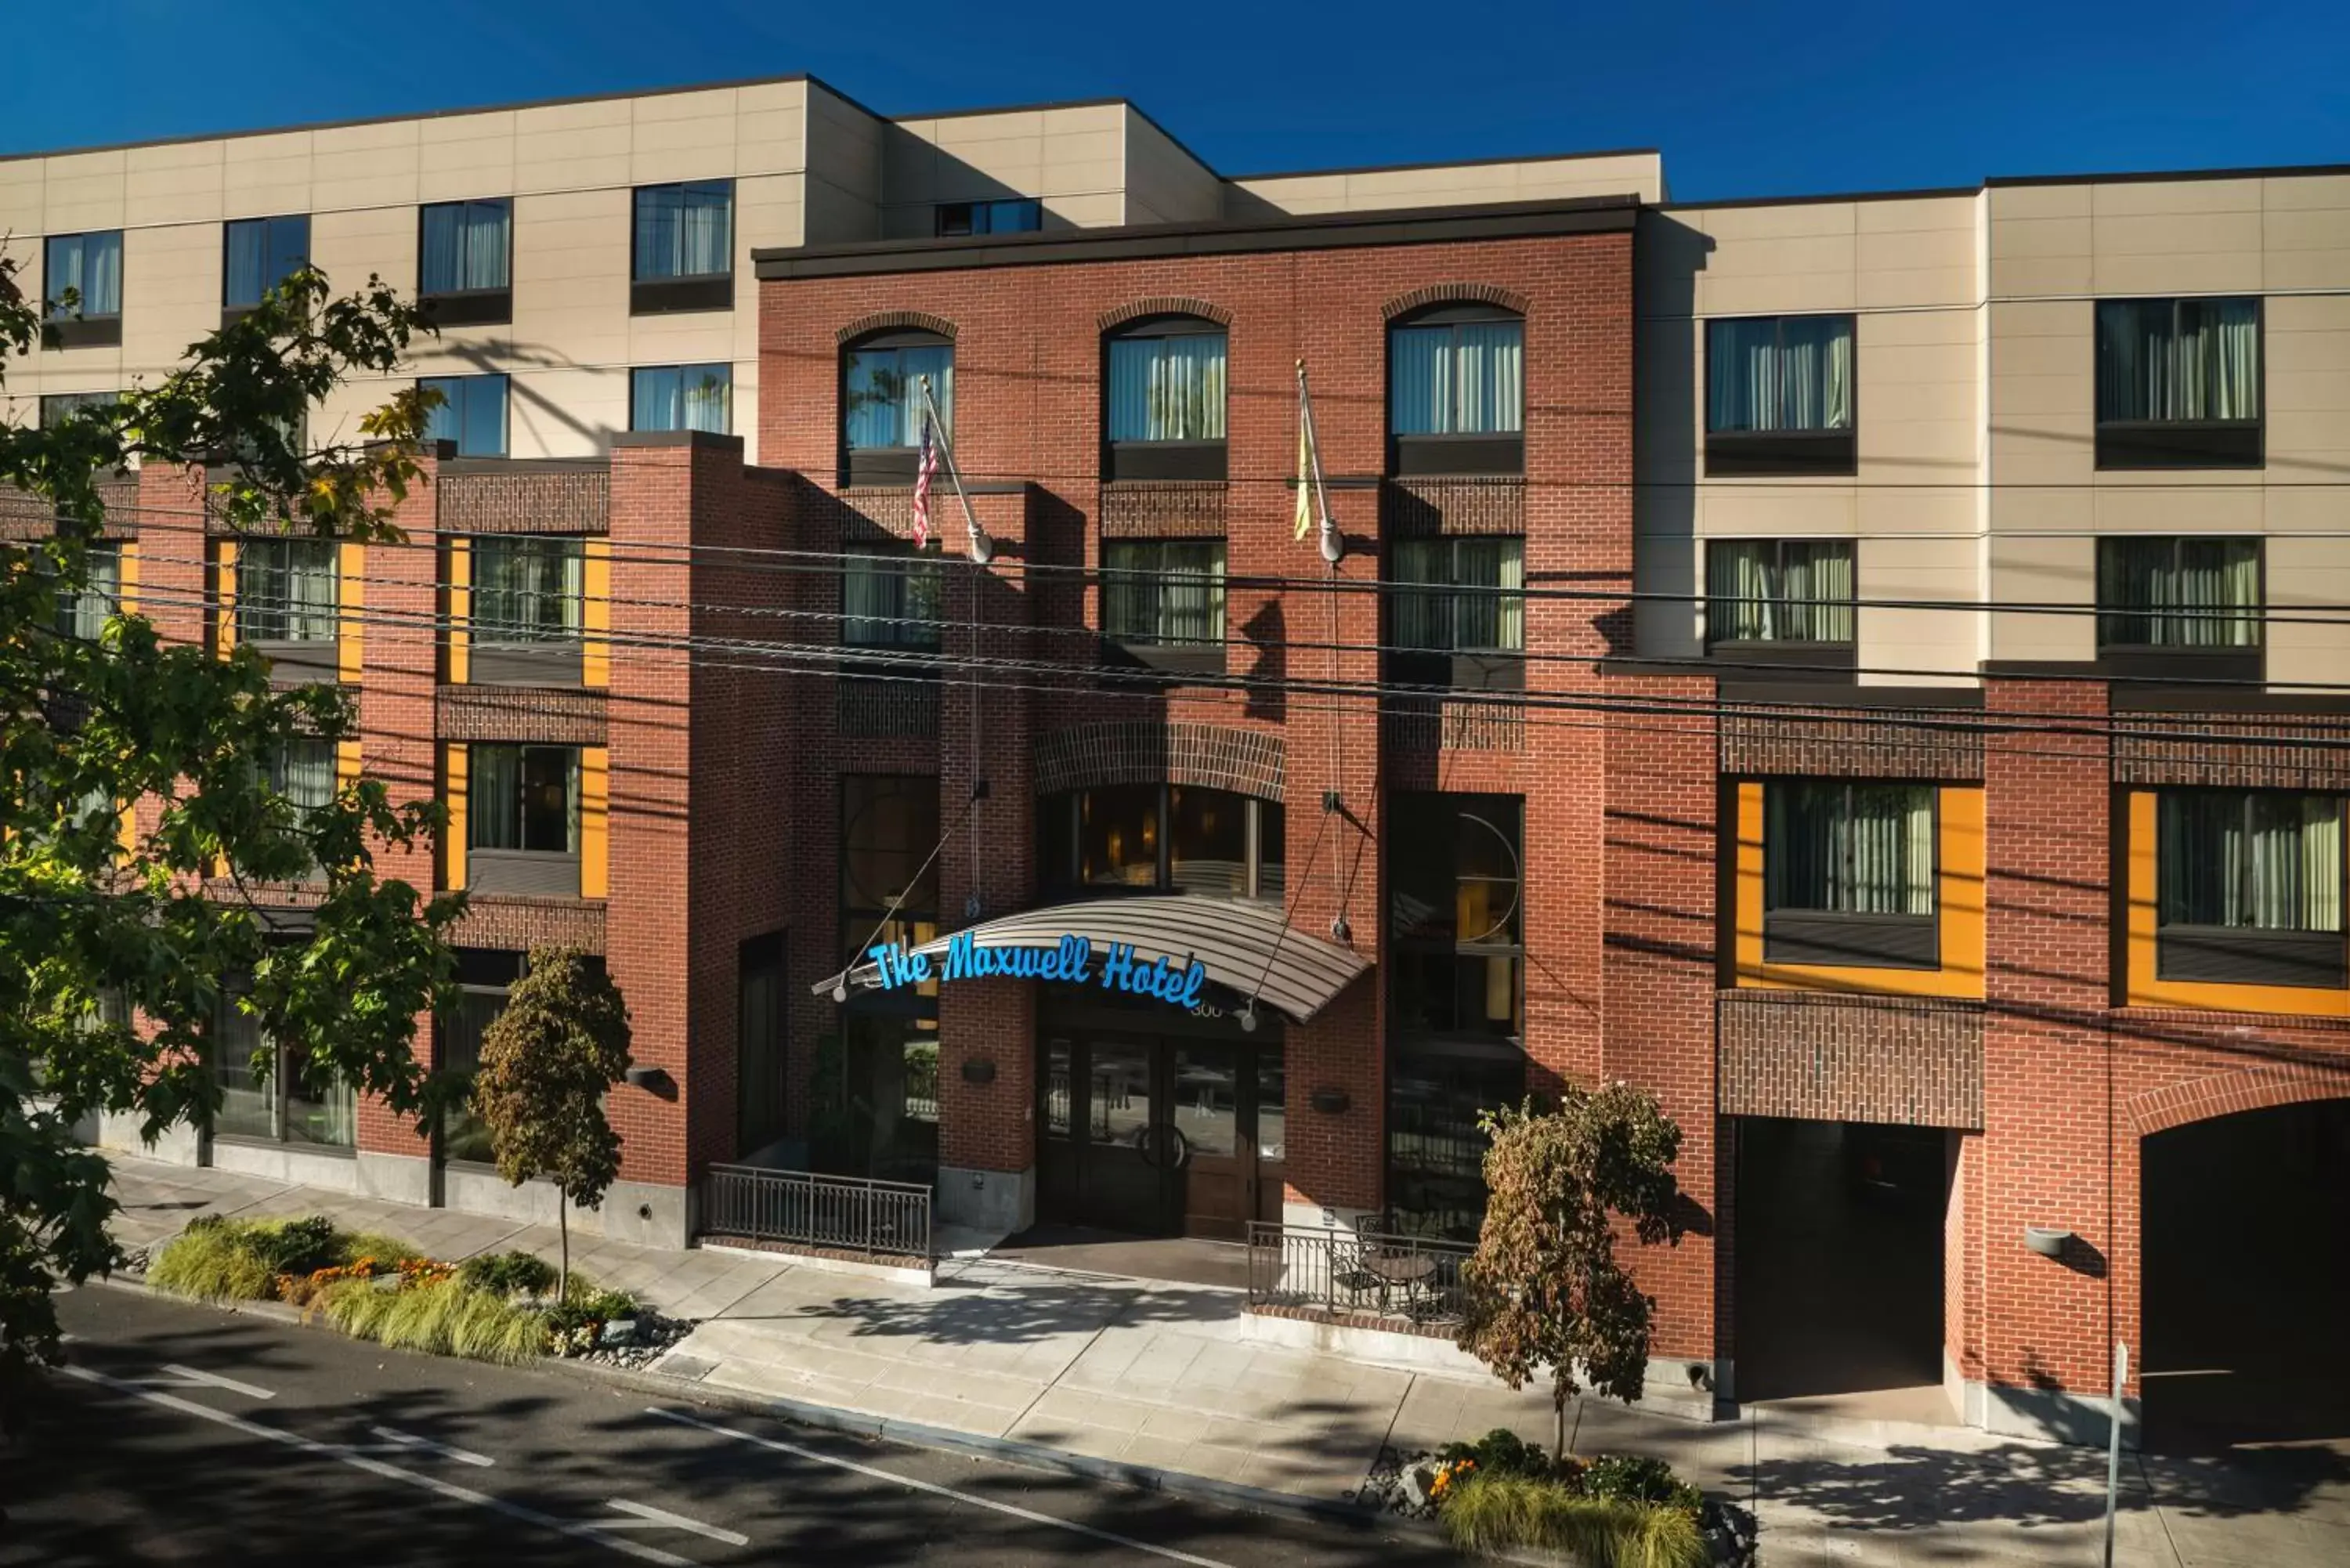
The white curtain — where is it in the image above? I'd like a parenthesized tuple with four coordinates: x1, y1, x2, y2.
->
(475, 536, 582, 641)
(240, 539, 338, 642)
(635, 181, 732, 280)
(1389, 321, 1524, 435)
(421, 201, 509, 293)
(844, 345, 953, 449)
(2099, 298, 2261, 422)
(1455, 323, 1524, 435)
(1103, 540, 1224, 644)
(2098, 538, 2258, 649)
(1708, 540, 1854, 643)
(844, 554, 942, 647)
(61, 544, 120, 641)
(2170, 792, 2345, 932)
(1709, 316, 1854, 432)
(1391, 537, 1524, 652)
(47, 231, 122, 316)
(272, 739, 334, 811)
(1767, 782, 1932, 915)
(1107, 334, 1227, 441)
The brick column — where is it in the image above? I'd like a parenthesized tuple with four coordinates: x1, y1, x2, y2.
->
(1979, 677, 2119, 1440)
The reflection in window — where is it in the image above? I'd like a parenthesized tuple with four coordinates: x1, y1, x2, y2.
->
(1392, 537, 1524, 654)
(1102, 540, 1225, 645)
(1765, 782, 1934, 916)
(1390, 314, 1523, 435)
(45, 230, 123, 318)
(2161, 790, 2343, 934)
(469, 745, 580, 854)
(421, 374, 508, 457)
(56, 542, 121, 641)
(844, 339, 953, 450)
(1106, 329, 1227, 443)
(631, 364, 732, 435)
(843, 551, 943, 649)
(237, 538, 338, 644)
(212, 1002, 355, 1149)
(935, 199, 1041, 237)
(1706, 540, 1855, 645)
(2096, 537, 2261, 650)
(474, 536, 584, 643)
(632, 181, 733, 280)
(223, 215, 310, 309)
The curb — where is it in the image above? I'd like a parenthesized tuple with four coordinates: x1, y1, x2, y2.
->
(84, 1274, 1430, 1546)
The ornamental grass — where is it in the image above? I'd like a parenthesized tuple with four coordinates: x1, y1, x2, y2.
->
(148, 1216, 421, 1304)
(312, 1276, 548, 1365)
(1438, 1471, 1707, 1568)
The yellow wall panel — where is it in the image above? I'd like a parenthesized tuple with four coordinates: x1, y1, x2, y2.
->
(212, 540, 237, 654)
(579, 746, 609, 898)
(581, 539, 610, 688)
(446, 537, 471, 685)
(338, 543, 365, 684)
(443, 744, 467, 892)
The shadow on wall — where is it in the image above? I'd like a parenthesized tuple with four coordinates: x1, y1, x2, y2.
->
(1632, 214, 1715, 662)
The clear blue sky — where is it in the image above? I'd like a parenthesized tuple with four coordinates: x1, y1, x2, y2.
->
(5, 0, 2345, 201)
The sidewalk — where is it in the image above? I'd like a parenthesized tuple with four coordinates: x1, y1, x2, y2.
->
(102, 1154, 2350, 1567)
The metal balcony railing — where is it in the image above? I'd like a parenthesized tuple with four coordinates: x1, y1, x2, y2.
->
(701, 1163, 933, 1266)
(1244, 1220, 1474, 1331)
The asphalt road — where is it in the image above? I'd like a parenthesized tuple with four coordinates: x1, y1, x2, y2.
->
(4, 1286, 1460, 1568)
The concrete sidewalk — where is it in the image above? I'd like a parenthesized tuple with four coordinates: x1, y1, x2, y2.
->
(101, 1154, 2350, 1567)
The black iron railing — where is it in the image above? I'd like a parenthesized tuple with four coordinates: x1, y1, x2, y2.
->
(702, 1164, 933, 1266)
(1245, 1221, 1474, 1330)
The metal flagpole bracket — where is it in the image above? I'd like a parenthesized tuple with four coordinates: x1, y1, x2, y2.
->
(1296, 360, 1343, 565)
(920, 376, 993, 565)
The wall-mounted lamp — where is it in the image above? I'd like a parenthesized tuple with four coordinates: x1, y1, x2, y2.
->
(624, 1064, 677, 1100)
(2023, 1226, 2073, 1258)
(1309, 1087, 1350, 1115)
(961, 1057, 998, 1086)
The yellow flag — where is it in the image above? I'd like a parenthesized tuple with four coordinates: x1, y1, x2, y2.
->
(1294, 416, 1313, 541)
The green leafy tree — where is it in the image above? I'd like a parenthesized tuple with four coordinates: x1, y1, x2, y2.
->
(469, 947, 631, 1299)
(1455, 1086, 1687, 1461)
(0, 253, 463, 1433)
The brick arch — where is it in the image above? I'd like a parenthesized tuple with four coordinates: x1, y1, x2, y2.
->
(1382, 282, 1530, 321)
(836, 309, 957, 345)
(1032, 721, 1284, 802)
(1097, 296, 1233, 333)
(2128, 1060, 2350, 1137)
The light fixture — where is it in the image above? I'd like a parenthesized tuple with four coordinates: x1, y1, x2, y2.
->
(831, 981, 848, 1003)
(2023, 1227, 2073, 1258)
(1238, 1006, 1259, 1033)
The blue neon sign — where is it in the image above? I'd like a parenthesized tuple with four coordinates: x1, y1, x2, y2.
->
(866, 932, 1207, 1009)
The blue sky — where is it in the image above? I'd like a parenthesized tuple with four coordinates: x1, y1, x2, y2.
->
(5, 0, 2345, 201)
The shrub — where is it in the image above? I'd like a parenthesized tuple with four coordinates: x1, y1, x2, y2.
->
(1438, 1426, 1567, 1483)
(150, 1216, 427, 1306)
(1440, 1472, 1707, 1568)
(1582, 1454, 1706, 1518)
(313, 1277, 545, 1365)
(459, 1251, 558, 1299)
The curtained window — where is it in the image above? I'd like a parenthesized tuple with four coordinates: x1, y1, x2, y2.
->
(212, 1001, 355, 1149)
(266, 739, 336, 813)
(45, 230, 123, 318)
(1766, 782, 1935, 917)
(237, 538, 338, 644)
(222, 215, 310, 309)
(1391, 536, 1525, 654)
(631, 364, 733, 435)
(844, 340, 953, 450)
(1706, 539, 1856, 645)
(1101, 540, 1226, 645)
(632, 180, 733, 280)
(473, 535, 583, 643)
(469, 745, 580, 854)
(2096, 537, 2261, 649)
(418, 200, 512, 294)
(2098, 298, 2260, 425)
(2160, 791, 2343, 934)
(1106, 329, 1227, 443)
(843, 551, 943, 649)
(1707, 316, 1855, 432)
(420, 374, 508, 457)
(1389, 316, 1524, 436)
(56, 543, 121, 641)
(38, 391, 120, 429)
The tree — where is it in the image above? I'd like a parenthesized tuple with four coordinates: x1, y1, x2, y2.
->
(1454, 1086, 1687, 1462)
(469, 947, 631, 1299)
(0, 253, 464, 1433)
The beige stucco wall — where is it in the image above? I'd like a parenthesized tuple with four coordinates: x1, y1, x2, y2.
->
(877, 103, 1129, 238)
(1228, 151, 1662, 218)
(1124, 110, 1223, 226)
(1, 80, 822, 462)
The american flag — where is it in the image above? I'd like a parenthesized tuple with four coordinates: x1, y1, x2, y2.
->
(910, 412, 938, 550)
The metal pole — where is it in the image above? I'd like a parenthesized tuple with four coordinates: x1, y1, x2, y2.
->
(2103, 1339, 2129, 1568)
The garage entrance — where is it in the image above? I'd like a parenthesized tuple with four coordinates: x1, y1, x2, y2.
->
(1734, 1117, 1950, 1414)
(2142, 1097, 2350, 1451)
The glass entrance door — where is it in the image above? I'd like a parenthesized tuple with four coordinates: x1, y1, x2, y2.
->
(1039, 1032, 1282, 1237)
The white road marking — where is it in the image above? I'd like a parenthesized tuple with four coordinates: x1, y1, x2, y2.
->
(154, 1363, 277, 1400)
(647, 1407, 1238, 1568)
(63, 1365, 695, 1566)
(367, 1425, 497, 1467)
(599, 1500, 750, 1545)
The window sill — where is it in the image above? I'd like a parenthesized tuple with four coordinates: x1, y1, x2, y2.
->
(1104, 639, 1226, 678)
(1388, 434, 1523, 478)
(1105, 442, 1227, 482)
(2157, 927, 2347, 989)
(1762, 911, 1939, 969)
(1705, 641, 1857, 679)
(242, 639, 343, 681)
(45, 316, 122, 350)
(466, 848, 582, 898)
(420, 288, 513, 328)
(631, 274, 732, 316)
(2095, 421, 2262, 470)
(1385, 651, 1525, 692)
(468, 642, 584, 686)
(1704, 430, 1856, 478)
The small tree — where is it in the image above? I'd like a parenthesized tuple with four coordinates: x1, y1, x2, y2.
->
(470, 948, 631, 1299)
(1455, 1086, 1686, 1462)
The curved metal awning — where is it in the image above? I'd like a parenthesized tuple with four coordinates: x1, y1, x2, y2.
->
(819, 894, 1370, 1024)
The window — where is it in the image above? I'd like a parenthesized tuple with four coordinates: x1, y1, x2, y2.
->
(2157, 789, 2345, 988)
(222, 215, 310, 312)
(631, 180, 732, 313)
(2096, 297, 2261, 468)
(1386, 793, 1525, 1241)
(55, 542, 120, 641)
(829, 777, 942, 1183)
(439, 949, 522, 1165)
(2096, 537, 2261, 659)
(842, 332, 953, 483)
(236, 537, 338, 646)
(1388, 306, 1524, 475)
(39, 391, 119, 428)
(1104, 320, 1227, 480)
(631, 364, 732, 435)
(418, 199, 512, 325)
(45, 230, 122, 347)
(843, 551, 943, 651)
(1390, 535, 1524, 691)
(1705, 540, 1857, 652)
(212, 1004, 355, 1150)
(265, 739, 335, 879)
(1039, 784, 1284, 901)
(1762, 781, 1937, 967)
(467, 744, 581, 897)
(1705, 315, 1856, 475)
(1101, 540, 1225, 670)
(469, 535, 584, 685)
(935, 199, 1042, 237)
(421, 374, 508, 457)
(737, 932, 788, 1159)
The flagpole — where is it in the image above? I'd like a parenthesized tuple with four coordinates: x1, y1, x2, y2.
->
(919, 374, 992, 565)
(1294, 361, 1342, 565)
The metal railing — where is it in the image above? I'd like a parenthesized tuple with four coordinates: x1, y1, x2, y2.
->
(702, 1164, 933, 1266)
(1245, 1221, 1474, 1331)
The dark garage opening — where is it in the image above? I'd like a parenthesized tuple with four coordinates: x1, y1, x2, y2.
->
(1735, 1117, 1950, 1414)
(2142, 1097, 2350, 1452)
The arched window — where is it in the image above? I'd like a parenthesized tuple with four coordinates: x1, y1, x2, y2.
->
(841, 328, 953, 486)
(1039, 784, 1285, 901)
(1104, 315, 1227, 482)
(1387, 303, 1524, 476)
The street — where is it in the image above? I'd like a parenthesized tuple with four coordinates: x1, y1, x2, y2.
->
(3, 1287, 1460, 1567)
